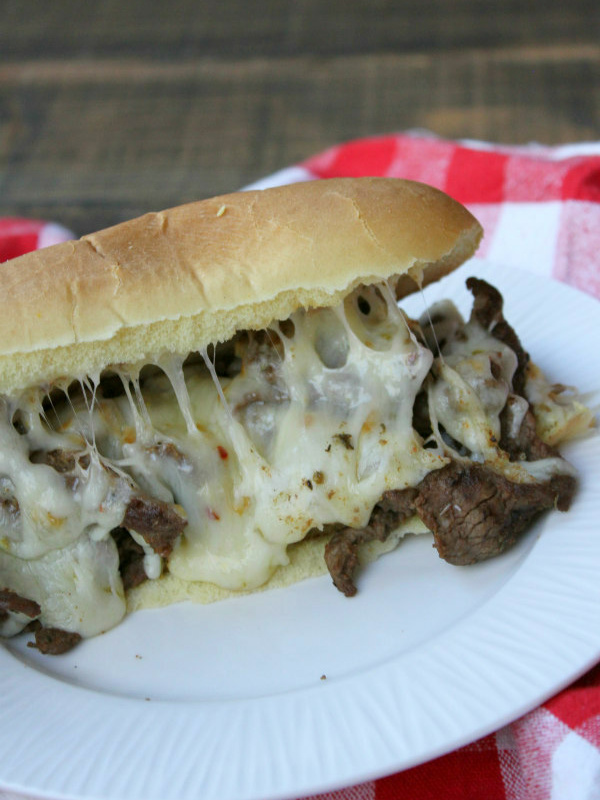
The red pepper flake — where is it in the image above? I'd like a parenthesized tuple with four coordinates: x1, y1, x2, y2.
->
(207, 508, 221, 521)
(217, 445, 228, 460)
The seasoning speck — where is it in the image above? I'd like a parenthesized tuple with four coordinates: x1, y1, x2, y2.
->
(333, 433, 354, 450)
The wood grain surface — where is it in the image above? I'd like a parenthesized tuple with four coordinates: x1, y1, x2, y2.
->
(0, 0, 598, 234)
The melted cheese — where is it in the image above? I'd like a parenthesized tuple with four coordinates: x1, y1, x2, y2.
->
(0, 285, 581, 641)
(0, 390, 133, 635)
(422, 300, 578, 483)
(79, 287, 439, 592)
(426, 306, 518, 458)
(525, 363, 595, 446)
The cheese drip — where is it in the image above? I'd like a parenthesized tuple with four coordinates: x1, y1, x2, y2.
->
(420, 300, 578, 482)
(0, 284, 582, 642)
(82, 284, 439, 591)
(0, 388, 131, 636)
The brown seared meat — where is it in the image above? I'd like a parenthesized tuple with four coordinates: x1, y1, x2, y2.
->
(324, 459, 575, 593)
(465, 279, 565, 464)
(123, 495, 187, 558)
(27, 622, 82, 655)
(499, 403, 559, 463)
(1, 591, 80, 654)
(0, 588, 41, 622)
(414, 461, 576, 566)
(32, 448, 77, 473)
(32, 446, 188, 584)
(324, 488, 418, 596)
(111, 527, 149, 590)
(30, 448, 91, 492)
(466, 277, 530, 395)
(30, 448, 91, 474)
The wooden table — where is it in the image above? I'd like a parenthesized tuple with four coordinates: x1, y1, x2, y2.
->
(0, 0, 598, 235)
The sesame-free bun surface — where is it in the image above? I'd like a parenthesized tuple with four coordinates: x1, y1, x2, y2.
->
(0, 178, 482, 393)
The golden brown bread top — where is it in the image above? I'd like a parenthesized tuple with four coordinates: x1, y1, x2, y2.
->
(0, 178, 482, 393)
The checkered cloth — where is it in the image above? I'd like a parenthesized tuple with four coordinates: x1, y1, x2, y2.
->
(1, 133, 599, 800)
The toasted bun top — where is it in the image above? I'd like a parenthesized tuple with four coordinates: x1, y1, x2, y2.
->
(0, 178, 482, 393)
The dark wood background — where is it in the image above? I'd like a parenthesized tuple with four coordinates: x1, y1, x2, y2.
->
(0, 0, 598, 235)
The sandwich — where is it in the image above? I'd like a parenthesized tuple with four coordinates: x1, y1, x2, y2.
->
(0, 178, 592, 654)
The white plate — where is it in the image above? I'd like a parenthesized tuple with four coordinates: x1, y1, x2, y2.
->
(1, 260, 599, 800)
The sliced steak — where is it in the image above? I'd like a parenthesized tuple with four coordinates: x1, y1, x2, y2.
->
(414, 461, 576, 565)
(111, 527, 149, 590)
(500, 404, 559, 463)
(29, 448, 91, 491)
(35, 448, 77, 473)
(324, 487, 418, 597)
(467, 278, 561, 464)
(30, 448, 91, 474)
(0, 588, 41, 621)
(123, 495, 187, 557)
(27, 623, 82, 655)
(466, 277, 529, 395)
(2, 591, 79, 653)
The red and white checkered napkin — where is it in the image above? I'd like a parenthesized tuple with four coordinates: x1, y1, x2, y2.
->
(1, 133, 600, 800)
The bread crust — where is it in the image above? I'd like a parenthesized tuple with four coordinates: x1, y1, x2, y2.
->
(0, 178, 482, 393)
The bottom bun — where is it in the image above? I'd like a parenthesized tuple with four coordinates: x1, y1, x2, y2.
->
(126, 517, 431, 611)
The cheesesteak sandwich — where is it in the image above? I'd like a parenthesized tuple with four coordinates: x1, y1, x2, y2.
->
(0, 178, 592, 654)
